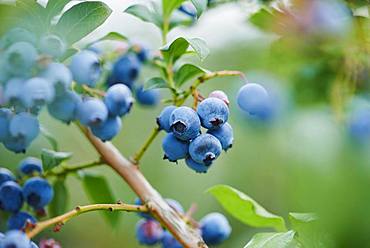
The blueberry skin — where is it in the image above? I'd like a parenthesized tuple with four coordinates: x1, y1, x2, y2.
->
(69, 50, 101, 87)
(237, 83, 270, 117)
(23, 177, 54, 210)
(185, 156, 209, 174)
(30, 241, 39, 248)
(104, 84, 133, 117)
(90, 116, 122, 142)
(162, 133, 189, 162)
(136, 219, 164, 245)
(41, 63, 72, 95)
(9, 112, 40, 143)
(169, 107, 201, 141)
(0, 232, 3, 239)
(1, 230, 31, 248)
(47, 90, 81, 124)
(0, 181, 24, 212)
(208, 90, 229, 106)
(0, 168, 15, 186)
(0, 108, 12, 142)
(3, 78, 25, 107)
(7, 211, 36, 230)
(207, 122, 233, 151)
(165, 199, 184, 214)
(348, 106, 370, 143)
(157, 106, 176, 132)
(134, 198, 153, 220)
(76, 98, 108, 126)
(3, 41, 38, 76)
(161, 231, 183, 248)
(108, 54, 141, 88)
(39, 34, 66, 58)
(189, 134, 222, 166)
(22, 77, 55, 108)
(1, 28, 36, 48)
(18, 157, 43, 176)
(197, 98, 229, 130)
(2, 136, 31, 154)
(136, 85, 160, 106)
(200, 212, 231, 245)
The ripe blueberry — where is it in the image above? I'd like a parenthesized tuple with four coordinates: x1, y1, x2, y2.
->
(162, 133, 189, 162)
(161, 231, 183, 248)
(1, 28, 36, 48)
(237, 83, 270, 118)
(7, 211, 36, 230)
(90, 116, 122, 142)
(23, 177, 54, 210)
(3, 78, 25, 107)
(135, 85, 160, 106)
(209, 90, 229, 106)
(104, 84, 133, 117)
(39, 34, 66, 58)
(41, 63, 72, 95)
(2, 136, 31, 154)
(47, 90, 81, 124)
(0, 108, 12, 142)
(18, 157, 43, 176)
(3, 42, 38, 76)
(189, 134, 222, 166)
(348, 106, 370, 143)
(200, 212, 231, 245)
(22, 77, 55, 108)
(131, 43, 150, 63)
(185, 156, 209, 174)
(197, 97, 229, 129)
(0, 181, 24, 212)
(70, 50, 101, 87)
(169, 107, 201, 141)
(0, 168, 15, 186)
(1, 230, 31, 248)
(207, 122, 233, 151)
(136, 219, 164, 245)
(9, 112, 40, 144)
(76, 98, 108, 126)
(157, 106, 176, 132)
(108, 54, 141, 88)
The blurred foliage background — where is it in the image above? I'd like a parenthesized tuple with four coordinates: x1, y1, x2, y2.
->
(1, 0, 370, 247)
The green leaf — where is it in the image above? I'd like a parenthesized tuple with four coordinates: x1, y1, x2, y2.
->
(161, 37, 209, 63)
(249, 8, 275, 31)
(81, 173, 120, 228)
(124, 3, 162, 27)
(162, 0, 185, 19)
(144, 77, 168, 90)
(40, 126, 59, 151)
(95, 31, 128, 43)
(15, 0, 48, 34)
(55, 1, 112, 45)
(41, 149, 72, 171)
(190, 0, 208, 17)
(244, 231, 297, 248)
(208, 185, 287, 231)
(60, 47, 79, 62)
(174, 63, 207, 87)
(45, 0, 70, 21)
(289, 213, 318, 226)
(49, 178, 69, 217)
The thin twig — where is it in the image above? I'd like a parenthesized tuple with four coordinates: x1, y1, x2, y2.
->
(44, 159, 104, 177)
(131, 127, 160, 164)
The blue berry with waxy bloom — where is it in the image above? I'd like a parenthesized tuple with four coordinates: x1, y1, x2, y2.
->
(47, 90, 81, 124)
(69, 50, 101, 87)
(189, 134, 222, 166)
(23, 177, 54, 210)
(170, 107, 201, 141)
(1, 28, 36, 48)
(104, 84, 133, 117)
(185, 156, 209, 174)
(161, 231, 183, 248)
(90, 116, 122, 142)
(132, 43, 150, 63)
(135, 85, 160, 106)
(237, 83, 270, 118)
(18, 157, 43, 176)
(1, 230, 32, 248)
(76, 98, 108, 127)
(0, 231, 4, 239)
(348, 105, 370, 144)
(0, 181, 24, 212)
(2, 136, 31, 154)
(39, 34, 66, 58)
(134, 198, 154, 220)
(9, 112, 40, 144)
(108, 54, 141, 88)
(136, 219, 164, 245)
(3, 78, 24, 106)
(3, 41, 38, 76)
(165, 199, 184, 214)
(7, 211, 36, 230)
(22, 77, 55, 108)
(157, 106, 176, 132)
(0, 168, 15, 186)
(207, 122, 233, 151)
(41, 63, 72, 95)
(197, 97, 229, 130)
(200, 212, 231, 245)
(209, 90, 229, 106)
(162, 133, 189, 162)
(0, 108, 12, 142)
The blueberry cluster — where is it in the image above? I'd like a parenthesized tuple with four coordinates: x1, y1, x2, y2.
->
(134, 198, 231, 247)
(0, 230, 38, 248)
(157, 91, 233, 173)
(0, 157, 54, 248)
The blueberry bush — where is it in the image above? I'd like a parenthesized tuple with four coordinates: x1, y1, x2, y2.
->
(0, 0, 369, 247)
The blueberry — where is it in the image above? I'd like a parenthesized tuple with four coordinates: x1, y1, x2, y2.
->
(165, 199, 184, 214)
(207, 122, 233, 151)
(76, 98, 108, 126)
(0, 232, 3, 239)
(1, 230, 31, 248)
(0, 168, 15, 186)
(47, 90, 81, 124)
(41, 63, 72, 95)
(9, 112, 39, 144)
(200, 212, 231, 245)
(185, 156, 209, 173)
(157, 106, 176, 132)
(178, 2, 197, 18)
(18, 157, 43, 176)
(0, 181, 24, 212)
(2, 136, 31, 154)
(39, 34, 66, 58)
(169, 107, 201, 141)
(161, 231, 183, 248)
(69, 50, 101, 87)
(108, 54, 141, 88)
(38, 239, 60, 248)
(348, 105, 370, 143)
(7, 211, 36, 230)
(136, 219, 164, 245)
(1, 28, 36, 48)
(197, 98, 229, 130)
(30, 241, 39, 248)
(104, 84, 133, 117)
(3, 42, 38, 76)
(131, 43, 150, 63)
(3, 78, 25, 106)
(134, 198, 153, 220)
(208, 90, 229, 106)
(189, 134, 222, 166)
(22, 77, 55, 108)
(0, 108, 12, 142)
(23, 177, 54, 210)
(237, 83, 271, 118)
(135, 85, 160, 106)
(90, 116, 122, 141)
(162, 133, 189, 162)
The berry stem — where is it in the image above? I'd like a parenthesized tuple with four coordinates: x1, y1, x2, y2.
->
(44, 159, 104, 177)
(26, 203, 147, 239)
(131, 126, 160, 164)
